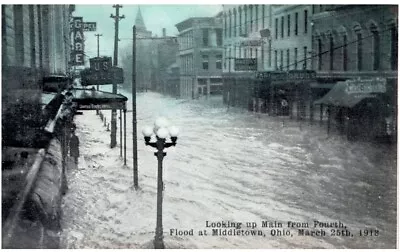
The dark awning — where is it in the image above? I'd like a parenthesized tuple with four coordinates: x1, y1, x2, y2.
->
(314, 81, 378, 108)
(70, 88, 128, 110)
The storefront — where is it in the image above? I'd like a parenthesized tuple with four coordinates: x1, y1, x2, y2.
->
(314, 77, 396, 142)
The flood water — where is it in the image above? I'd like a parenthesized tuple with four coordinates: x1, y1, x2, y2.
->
(60, 90, 397, 249)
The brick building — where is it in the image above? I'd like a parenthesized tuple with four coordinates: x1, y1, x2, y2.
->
(175, 13, 223, 99)
(311, 5, 398, 140)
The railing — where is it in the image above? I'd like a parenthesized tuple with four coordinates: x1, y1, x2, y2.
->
(2, 149, 46, 248)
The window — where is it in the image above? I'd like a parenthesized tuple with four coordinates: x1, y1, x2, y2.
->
(304, 10, 308, 34)
(303, 46, 307, 69)
(233, 9, 237, 37)
(203, 29, 209, 46)
(287, 14, 291, 37)
(228, 48, 231, 70)
(14, 5, 24, 65)
(295, 12, 298, 35)
(318, 38, 322, 70)
(224, 14, 227, 38)
(244, 48, 247, 58)
(391, 25, 398, 70)
(244, 6, 247, 34)
(216, 55, 222, 69)
(239, 7, 242, 35)
(262, 5, 265, 28)
(343, 35, 347, 71)
(250, 5, 253, 32)
(268, 40, 272, 67)
(357, 33, 362, 71)
(280, 50, 283, 70)
(239, 47, 242, 58)
(255, 5, 258, 31)
(229, 11, 232, 38)
(275, 18, 278, 39)
(250, 48, 253, 58)
(286, 49, 290, 70)
(371, 27, 380, 70)
(294, 47, 298, 69)
(281, 16, 284, 38)
(202, 54, 209, 70)
(216, 29, 222, 46)
(329, 35, 334, 71)
(274, 50, 278, 69)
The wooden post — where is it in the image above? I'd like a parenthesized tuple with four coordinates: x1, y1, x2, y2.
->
(119, 109, 122, 157)
(124, 109, 127, 165)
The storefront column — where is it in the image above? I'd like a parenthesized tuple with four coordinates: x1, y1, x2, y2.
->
(206, 78, 210, 99)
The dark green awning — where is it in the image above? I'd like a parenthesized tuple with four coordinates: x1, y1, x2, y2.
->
(314, 81, 379, 108)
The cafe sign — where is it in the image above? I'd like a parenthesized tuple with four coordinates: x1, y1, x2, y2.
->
(345, 78, 387, 94)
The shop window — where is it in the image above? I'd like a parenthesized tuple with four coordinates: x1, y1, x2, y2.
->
(202, 54, 209, 70)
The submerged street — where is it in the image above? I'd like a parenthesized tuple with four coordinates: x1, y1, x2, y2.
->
(60, 91, 396, 249)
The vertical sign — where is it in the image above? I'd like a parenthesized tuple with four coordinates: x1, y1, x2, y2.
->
(73, 17, 85, 66)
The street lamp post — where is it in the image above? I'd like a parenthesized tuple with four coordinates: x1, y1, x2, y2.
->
(142, 117, 179, 249)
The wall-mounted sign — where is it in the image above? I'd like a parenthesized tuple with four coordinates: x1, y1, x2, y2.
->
(235, 58, 257, 71)
(89, 57, 112, 72)
(345, 78, 387, 94)
(256, 70, 317, 81)
(72, 17, 85, 66)
(77, 102, 125, 110)
(80, 66, 124, 86)
(83, 22, 97, 31)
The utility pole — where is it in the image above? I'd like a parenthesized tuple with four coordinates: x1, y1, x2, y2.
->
(132, 25, 138, 190)
(110, 5, 125, 148)
(94, 33, 102, 101)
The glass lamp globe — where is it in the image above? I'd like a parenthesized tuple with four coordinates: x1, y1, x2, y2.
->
(154, 117, 169, 133)
(168, 126, 179, 137)
(142, 126, 154, 137)
(156, 127, 169, 139)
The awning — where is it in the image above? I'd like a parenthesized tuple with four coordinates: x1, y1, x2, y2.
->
(314, 81, 378, 108)
(70, 88, 128, 110)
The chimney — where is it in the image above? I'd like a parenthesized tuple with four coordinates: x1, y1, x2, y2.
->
(162, 28, 166, 37)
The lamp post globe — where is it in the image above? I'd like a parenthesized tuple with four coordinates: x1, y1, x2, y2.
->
(156, 127, 169, 139)
(142, 126, 154, 137)
(154, 117, 169, 133)
(168, 126, 179, 137)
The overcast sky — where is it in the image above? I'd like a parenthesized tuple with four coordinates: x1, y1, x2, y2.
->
(74, 5, 222, 62)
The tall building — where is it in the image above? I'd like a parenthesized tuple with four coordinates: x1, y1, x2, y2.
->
(134, 7, 152, 91)
(175, 13, 223, 99)
(272, 5, 312, 71)
(311, 5, 398, 139)
(221, 4, 275, 108)
(2, 5, 74, 147)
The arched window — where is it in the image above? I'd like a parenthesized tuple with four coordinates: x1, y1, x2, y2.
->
(354, 24, 363, 71)
(255, 5, 258, 31)
(249, 5, 253, 32)
(228, 10, 232, 38)
(238, 7, 242, 35)
(244, 5, 247, 34)
(317, 37, 322, 70)
(369, 22, 380, 70)
(224, 13, 227, 38)
(233, 8, 237, 37)
(390, 23, 398, 70)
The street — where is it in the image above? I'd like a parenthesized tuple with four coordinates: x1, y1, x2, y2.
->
(60, 91, 396, 249)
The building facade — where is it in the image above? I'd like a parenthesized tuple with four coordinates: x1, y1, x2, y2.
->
(2, 5, 74, 147)
(311, 5, 398, 140)
(175, 13, 223, 99)
(272, 5, 313, 71)
(134, 7, 153, 91)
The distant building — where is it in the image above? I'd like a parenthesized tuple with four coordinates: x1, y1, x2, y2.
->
(156, 28, 179, 93)
(175, 13, 223, 99)
(134, 7, 152, 91)
(165, 62, 180, 97)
